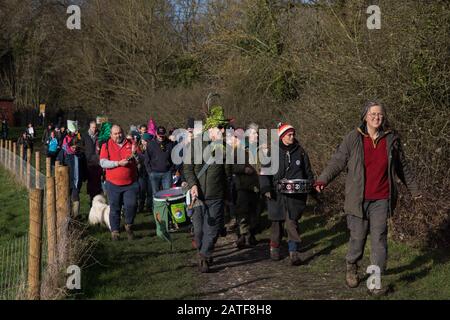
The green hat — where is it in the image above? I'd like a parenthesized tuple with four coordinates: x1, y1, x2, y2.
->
(204, 105, 229, 131)
(142, 133, 152, 141)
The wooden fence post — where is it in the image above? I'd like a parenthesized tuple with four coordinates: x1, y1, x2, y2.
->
(0, 139, 4, 165)
(12, 142, 16, 174)
(8, 140, 12, 171)
(46, 177, 57, 267)
(35, 151, 40, 189)
(0, 139, 3, 164)
(28, 188, 43, 300)
(55, 165, 70, 259)
(19, 146, 24, 182)
(26, 148, 31, 189)
(46, 157, 51, 178)
(4, 140, 7, 169)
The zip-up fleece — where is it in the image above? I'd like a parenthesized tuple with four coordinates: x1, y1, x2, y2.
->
(317, 125, 419, 218)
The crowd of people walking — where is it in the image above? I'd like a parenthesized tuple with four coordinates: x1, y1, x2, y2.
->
(8, 100, 421, 296)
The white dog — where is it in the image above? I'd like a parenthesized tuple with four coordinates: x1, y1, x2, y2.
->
(88, 194, 111, 231)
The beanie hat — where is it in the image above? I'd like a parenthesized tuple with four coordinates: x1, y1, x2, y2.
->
(277, 123, 295, 139)
(157, 126, 167, 136)
(186, 117, 195, 129)
(142, 133, 153, 141)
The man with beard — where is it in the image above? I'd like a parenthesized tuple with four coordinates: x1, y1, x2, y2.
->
(100, 124, 139, 241)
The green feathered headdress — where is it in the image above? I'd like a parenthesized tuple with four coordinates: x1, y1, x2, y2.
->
(204, 105, 230, 131)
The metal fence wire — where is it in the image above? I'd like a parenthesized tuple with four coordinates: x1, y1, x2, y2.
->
(0, 143, 49, 300)
(0, 235, 29, 300)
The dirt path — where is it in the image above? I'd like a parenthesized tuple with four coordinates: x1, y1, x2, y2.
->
(196, 215, 372, 300)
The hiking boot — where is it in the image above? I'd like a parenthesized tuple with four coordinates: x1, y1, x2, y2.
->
(289, 251, 302, 266)
(207, 256, 214, 265)
(270, 247, 280, 261)
(125, 224, 134, 241)
(191, 238, 197, 249)
(71, 201, 80, 219)
(111, 231, 120, 241)
(346, 263, 360, 288)
(236, 235, 246, 250)
(219, 227, 227, 237)
(368, 286, 389, 297)
(198, 256, 209, 273)
(225, 218, 238, 232)
(246, 234, 258, 246)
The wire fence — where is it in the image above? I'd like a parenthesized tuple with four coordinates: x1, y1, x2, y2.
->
(1, 145, 49, 190)
(0, 141, 49, 300)
(0, 235, 28, 300)
(0, 139, 97, 300)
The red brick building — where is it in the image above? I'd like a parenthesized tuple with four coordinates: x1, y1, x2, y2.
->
(0, 98, 14, 126)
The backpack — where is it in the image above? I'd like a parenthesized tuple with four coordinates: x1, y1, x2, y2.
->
(48, 138, 59, 153)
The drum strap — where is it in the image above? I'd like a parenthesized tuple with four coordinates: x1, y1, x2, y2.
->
(197, 161, 211, 179)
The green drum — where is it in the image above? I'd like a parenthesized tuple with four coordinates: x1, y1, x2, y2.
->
(153, 187, 187, 226)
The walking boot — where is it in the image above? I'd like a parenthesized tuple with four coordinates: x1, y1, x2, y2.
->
(125, 224, 134, 241)
(368, 285, 389, 297)
(219, 227, 227, 237)
(225, 218, 238, 232)
(111, 231, 120, 241)
(198, 254, 209, 273)
(236, 235, 246, 250)
(71, 201, 80, 220)
(289, 251, 302, 266)
(246, 234, 258, 246)
(270, 246, 280, 261)
(346, 263, 360, 288)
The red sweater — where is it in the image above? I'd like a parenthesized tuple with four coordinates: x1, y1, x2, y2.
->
(363, 135, 389, 200)
(100, 139, 137, 186)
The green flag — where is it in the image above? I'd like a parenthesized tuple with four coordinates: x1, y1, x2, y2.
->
(98, 121, 112, 145)
(153, 199, 173, 248)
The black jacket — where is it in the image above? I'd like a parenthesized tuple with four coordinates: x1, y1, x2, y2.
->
(259, 140, 315, 221)
(81, 132, 100, 167)
(144, 139, 174, 174)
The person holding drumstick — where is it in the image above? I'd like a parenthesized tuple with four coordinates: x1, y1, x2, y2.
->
(259, 123, 315, 266)
(183, 106, 232, 273)
(314, 101, 421, 295)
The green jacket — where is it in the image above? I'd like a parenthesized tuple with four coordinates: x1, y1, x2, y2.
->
(183, 140, 232, 200)
(317, 126, 419, 218)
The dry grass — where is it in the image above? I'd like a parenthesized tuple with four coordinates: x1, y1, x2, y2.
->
(40, 219, 98, 300)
